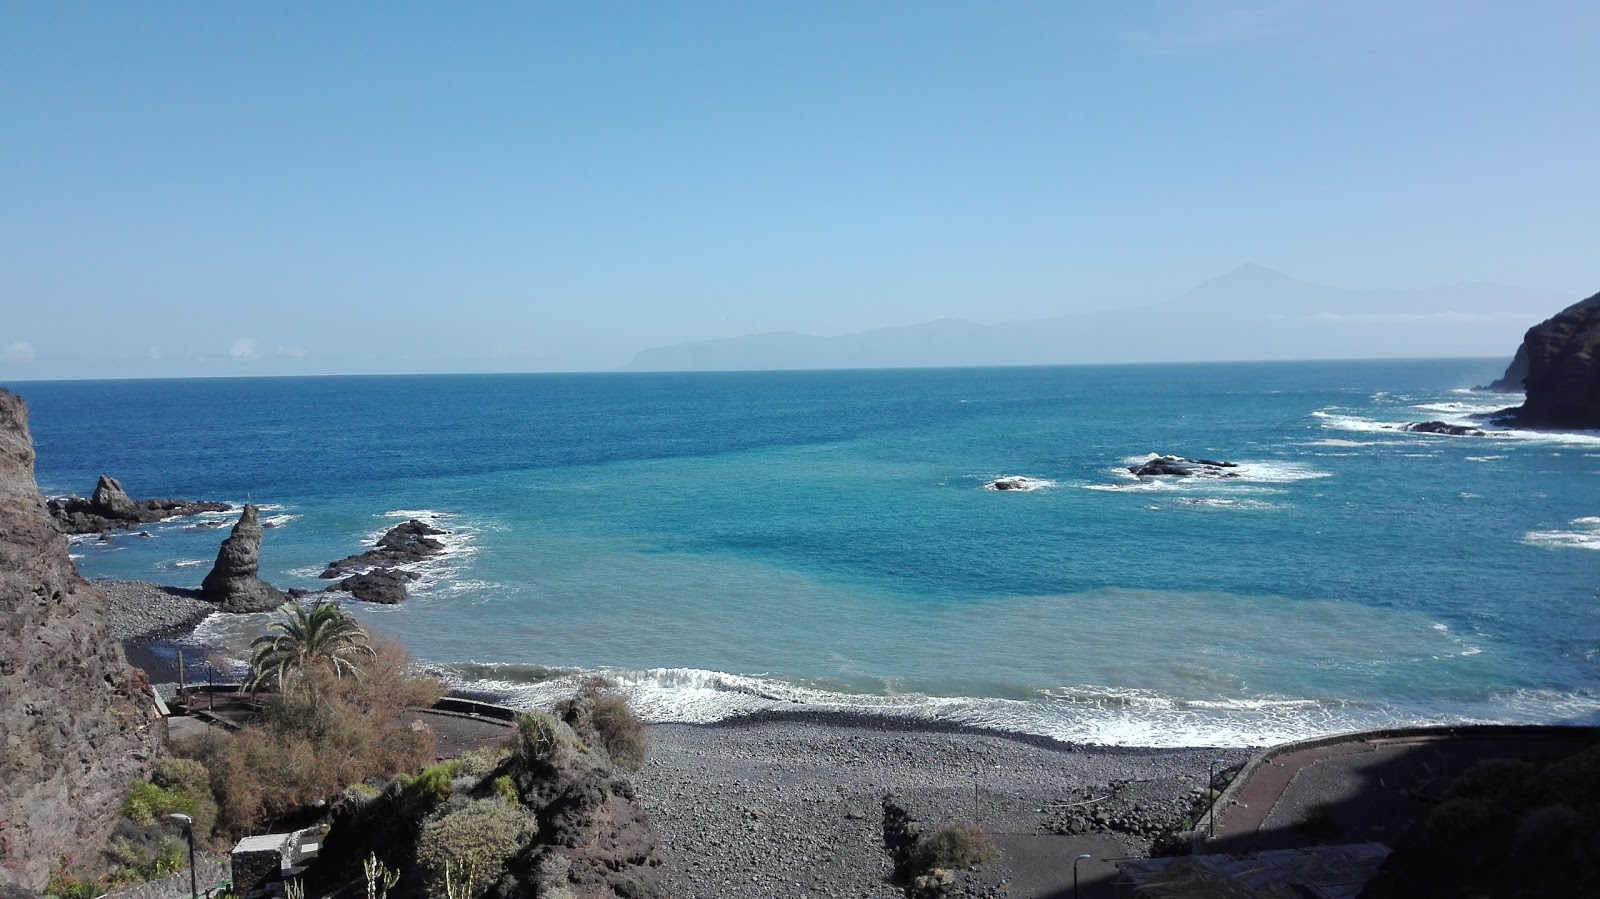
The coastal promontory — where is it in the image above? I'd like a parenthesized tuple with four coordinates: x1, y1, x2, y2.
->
(46, 475, 229, 535)
(0, 389, 156, 891)
(1493, 289, 1600, 428)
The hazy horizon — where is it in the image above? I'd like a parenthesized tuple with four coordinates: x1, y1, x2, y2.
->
(4, 3, 1597, 380)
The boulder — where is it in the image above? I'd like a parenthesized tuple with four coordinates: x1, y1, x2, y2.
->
(1499, 290, 1600, 428)
(0, 389, 156, 891)
(1128, 455, 1240, 478)
(200, 505, 288, 613)
(326, 569, 417, 604)
(1403, 421, 1487, 437)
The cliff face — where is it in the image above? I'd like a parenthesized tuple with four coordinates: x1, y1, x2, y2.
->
(1500, 290, 1600, 427)
(0, 389, 156, 890)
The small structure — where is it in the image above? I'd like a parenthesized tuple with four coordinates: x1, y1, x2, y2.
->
(230, 829, 322, 898)
(230, 834, 290, 897)
(1118, 843, 1391, 899)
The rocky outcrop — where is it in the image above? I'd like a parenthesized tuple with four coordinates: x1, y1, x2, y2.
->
(46, 475, 230, 535)
(327, 569, 417, 605)
(0, 389, 157, 891)
(1403, 421, 1488, 437)
(1128, 456, 1239, 478)
(199, 505, 287, 613)
(984, 476, 1050, 491)
(1497, 290, 1600, 428)
(315, 518, 448, 604)
(511, 695, 667, 899)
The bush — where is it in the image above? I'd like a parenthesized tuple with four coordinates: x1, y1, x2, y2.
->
(415, 800, 538, 898)
(173, 638, 441, 839)
(516, 710, 585, 766)
(584, 686, 648, 772)
(910, 824, 1001, 874)
(454, 746, 511, 780)
(122, 780, 196, 827)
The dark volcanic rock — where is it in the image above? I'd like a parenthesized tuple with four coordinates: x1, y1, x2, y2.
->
(1479, 343, 1530, 392)
(200, 505, 288, 613)
(46, 475, 230, 535)
(1128, 455, 1240, 478)
(321, 518, 447, 578)
(1403, 420, 1488, 437)
(326, 569, 417, 604)
(512, 694, 669, 899)
(1500, 290, 1600, 428)
(0, 389, 156, 891)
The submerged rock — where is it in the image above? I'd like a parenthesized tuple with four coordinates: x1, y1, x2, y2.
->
(1403, 420, 1487, 437)
(46, 474, 230, 535)
(1128, 456, 1240, 478)
(985, 475, 1051, 491)
(200, 504, 288, 613)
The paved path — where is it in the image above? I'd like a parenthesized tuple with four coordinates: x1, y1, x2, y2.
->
(1210, 730, 1597, 854)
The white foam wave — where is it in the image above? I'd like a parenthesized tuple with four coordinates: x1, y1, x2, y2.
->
(1465, 455, 1506, 463)
(1171, 497, 1280, 511)
(1523, 517, 1600, 551)
(261, 514, 297, 528)
(1413, 401, 1506, 415)
(433, 661, 1600, 747)
(339, 509, 487, 596)
(1315, 408, 1600, 447)
(174, 559, 206, 569)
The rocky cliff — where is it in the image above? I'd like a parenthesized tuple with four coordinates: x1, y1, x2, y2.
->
(0, 389, 156, 890)
(1497, 290, 1600, 428)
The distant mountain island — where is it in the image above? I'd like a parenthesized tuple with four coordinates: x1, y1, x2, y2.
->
(624, 264, 1565, 371)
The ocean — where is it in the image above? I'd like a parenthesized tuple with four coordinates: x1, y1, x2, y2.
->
(12, 359, 1600, 747)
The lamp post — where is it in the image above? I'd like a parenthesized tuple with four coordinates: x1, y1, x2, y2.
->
(167, 813, 197, 899)
(1073, 853, 1092, 899)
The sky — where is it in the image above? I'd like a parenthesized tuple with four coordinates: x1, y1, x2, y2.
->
(3, 1, 1598, 379)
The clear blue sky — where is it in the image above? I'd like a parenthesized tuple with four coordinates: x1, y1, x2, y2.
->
(3, 2, 1597, 378)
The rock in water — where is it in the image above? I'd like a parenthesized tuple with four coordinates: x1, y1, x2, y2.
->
(46, 476, 230, 535)
(1403, 421, 1487, 437)
(1500, 290, 1600, 428)
(1128, 455, 1240, 478)
(91, 474, 142, 519)
(321, 518, 448, 578)
(0, 389, 156, 892)
(200, 504, 288, 613)
(327, 569, 417, 604)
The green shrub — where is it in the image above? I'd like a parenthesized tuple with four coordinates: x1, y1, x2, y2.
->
(455, 747, 512, 780)
(122, 780, 195, 826)
(491, 775, 518, 804)
(516, 710, 586, 765)
(586, 688, 648, 772)
(910, 823, 1000, 874)
(150, 757, 218, 843)
(407, 761, 464, 808)
(415, 800, 538, 898)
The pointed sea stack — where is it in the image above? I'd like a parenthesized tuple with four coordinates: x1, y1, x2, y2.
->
(0, 389, 156, 892)
(201, 504, 288, 613)
(1495, 290, 1600, 428)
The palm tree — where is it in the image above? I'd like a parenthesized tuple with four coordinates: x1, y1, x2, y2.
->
(246, 598, 376, 692)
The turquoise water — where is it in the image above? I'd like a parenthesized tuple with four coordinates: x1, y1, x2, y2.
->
(12, 360, 1600, 746)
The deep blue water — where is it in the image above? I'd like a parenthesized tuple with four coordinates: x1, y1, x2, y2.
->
(10, 360, 1599, 746)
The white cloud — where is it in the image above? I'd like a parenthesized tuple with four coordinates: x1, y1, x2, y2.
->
(146, 346, 162, 361)
(3, 341, 36, 364)
(274, 345, 308, 359)
(228, 338, 259, 359)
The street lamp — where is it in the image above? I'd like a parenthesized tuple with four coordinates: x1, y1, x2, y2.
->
(167, 813, 197, 899)
(1073, 853, 1092, 899)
